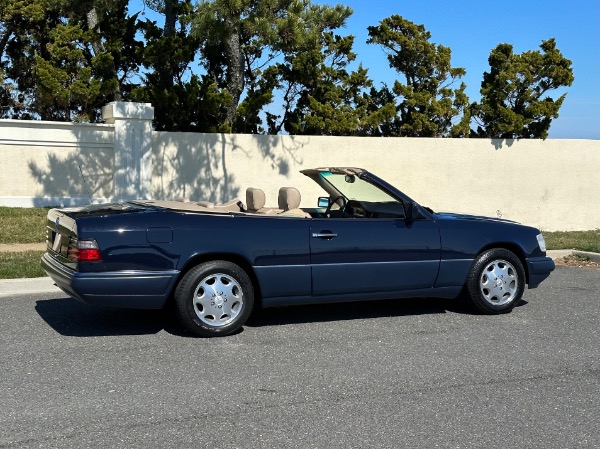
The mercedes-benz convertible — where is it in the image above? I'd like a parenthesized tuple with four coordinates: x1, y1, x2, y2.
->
(42, 167, 555, 337)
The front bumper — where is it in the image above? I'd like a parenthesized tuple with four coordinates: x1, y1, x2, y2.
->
(526, 256, 555, 289)
(41, 253, 179, 309)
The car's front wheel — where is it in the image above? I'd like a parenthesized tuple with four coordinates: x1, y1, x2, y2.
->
(175, 261, 254, 337)
(465, 249, 525, 314)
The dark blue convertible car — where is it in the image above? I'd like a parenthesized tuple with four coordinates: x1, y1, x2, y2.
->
(42, 167, 555, 337)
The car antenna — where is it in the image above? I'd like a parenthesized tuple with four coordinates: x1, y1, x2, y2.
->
(78, 164, 93, 204)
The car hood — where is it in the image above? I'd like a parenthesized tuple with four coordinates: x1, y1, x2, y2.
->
(433, 211, 519, 225)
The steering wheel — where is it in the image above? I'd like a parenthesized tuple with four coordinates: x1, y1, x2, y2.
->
(325, 196, 348, 218)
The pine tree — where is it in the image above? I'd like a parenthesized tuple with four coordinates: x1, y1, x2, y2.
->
(191, 0, 357, 133)
(367, 15, 470, 137)
(1, 0, 141, 121)
(473, 39, 574, 139)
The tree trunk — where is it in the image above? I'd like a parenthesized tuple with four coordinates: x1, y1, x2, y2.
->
(164, 0, 176, 37)
(223, 16, 244, 130)
(86, 7, 122, 101)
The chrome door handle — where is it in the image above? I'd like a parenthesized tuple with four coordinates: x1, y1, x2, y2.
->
(312, 232, 337, 239)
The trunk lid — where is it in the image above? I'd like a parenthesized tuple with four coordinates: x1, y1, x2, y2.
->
(45, 202, 150, 269)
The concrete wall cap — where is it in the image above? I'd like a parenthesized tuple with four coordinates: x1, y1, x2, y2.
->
(102, 101, 154, 122)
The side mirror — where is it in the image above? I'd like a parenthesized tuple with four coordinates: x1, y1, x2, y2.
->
(318, 197, 329, 208)
(404, 201, 419, 221)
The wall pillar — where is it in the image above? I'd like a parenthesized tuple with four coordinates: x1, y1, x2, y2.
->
(102, 101, 154, 201)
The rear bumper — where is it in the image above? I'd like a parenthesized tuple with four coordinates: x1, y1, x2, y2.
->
(526, 256, 555, 289)
(41, 253, 179, 309)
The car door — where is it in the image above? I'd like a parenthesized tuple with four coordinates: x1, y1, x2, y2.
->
(241, 215, 313, 299)
(309, 217, 441, 296)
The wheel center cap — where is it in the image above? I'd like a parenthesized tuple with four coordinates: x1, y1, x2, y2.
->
(215, 296, 224, 306)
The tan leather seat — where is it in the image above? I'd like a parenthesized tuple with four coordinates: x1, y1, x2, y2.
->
(277, 187, 311, 218)
(246, 188, 275, 215)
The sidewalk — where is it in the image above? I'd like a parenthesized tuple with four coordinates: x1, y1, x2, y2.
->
(0, 243, 46, 252)
(1, 249, 596, 299)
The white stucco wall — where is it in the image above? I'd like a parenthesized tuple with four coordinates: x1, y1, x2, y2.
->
(0, 119, 115, 206)
(152, 133, 600, 231)
(1, 112, 598, 231)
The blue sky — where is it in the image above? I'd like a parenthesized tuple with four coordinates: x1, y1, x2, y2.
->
(130, 0, 600, 139)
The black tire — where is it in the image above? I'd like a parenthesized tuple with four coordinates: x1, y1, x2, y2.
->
(175, 260, 254, 337)
(465, 249, 525, 314)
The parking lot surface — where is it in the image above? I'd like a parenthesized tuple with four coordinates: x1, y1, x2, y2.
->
(1, 266, 598, 448)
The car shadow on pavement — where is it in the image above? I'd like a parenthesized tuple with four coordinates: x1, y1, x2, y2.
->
(35, 295, 528, 337)
(246, 296, 527, 328)
(34, 297, 184, 337)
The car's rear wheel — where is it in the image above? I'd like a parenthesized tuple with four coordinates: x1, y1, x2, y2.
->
(175, 260, 254, 337)
(466, 249, 525, 314)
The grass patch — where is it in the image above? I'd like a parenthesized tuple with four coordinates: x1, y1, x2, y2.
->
(544, 229, 600, 253)
(0, 207, 48, 244)
(0, 251, 46, 279)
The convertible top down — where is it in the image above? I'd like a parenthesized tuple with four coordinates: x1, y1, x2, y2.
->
(42, 167, 555, 337)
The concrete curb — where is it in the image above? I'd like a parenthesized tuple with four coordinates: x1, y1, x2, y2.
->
(0, 277, 62, 298)
(0, 250, 597, 298)
(547, 250, 573, 260)
(572, 250, 600, 264)
(547, 249, 600, 263)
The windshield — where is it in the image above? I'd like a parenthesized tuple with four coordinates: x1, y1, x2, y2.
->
(321, 172, 398, 203)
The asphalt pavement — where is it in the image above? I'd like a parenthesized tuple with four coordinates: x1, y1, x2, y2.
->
(0, 265, 598, 448)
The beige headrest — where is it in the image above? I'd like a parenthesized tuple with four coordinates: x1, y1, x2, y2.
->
(278, 187, 301, 210)
(246, 187, 266, 211)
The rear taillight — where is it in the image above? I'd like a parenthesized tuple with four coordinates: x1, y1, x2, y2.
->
(68, 239, 102, 262)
